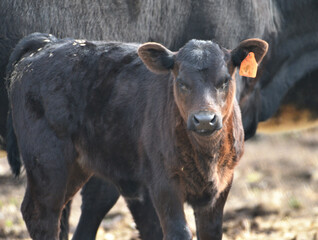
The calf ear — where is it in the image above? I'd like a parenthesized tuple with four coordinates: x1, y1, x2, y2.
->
(229, 38, 268, 76)
(138, 42, 175, 74)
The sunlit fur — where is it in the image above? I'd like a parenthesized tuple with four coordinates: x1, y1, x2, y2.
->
(8, 34, 248, 239)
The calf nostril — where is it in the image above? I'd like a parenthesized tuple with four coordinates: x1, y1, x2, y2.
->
(210, 114, 217, 125)
(193, 115, 200, 125)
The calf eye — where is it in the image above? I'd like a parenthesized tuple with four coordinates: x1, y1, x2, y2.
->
(178, 81, 191, 92)
(220, 77, 231, 90)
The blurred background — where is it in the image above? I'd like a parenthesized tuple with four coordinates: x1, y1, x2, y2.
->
(1, 128, 317, 240)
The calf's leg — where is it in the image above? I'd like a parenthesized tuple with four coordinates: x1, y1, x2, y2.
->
(74, 177, 163, 240)
(59, 201, 72, 240)
(21, 152, 90, 240)
(125, 188, 163, 240)
(149, 178, 192, 240)
(21, 158, 69, 240)
(16, 122, 90, 240)
(194, 185, 231, 240)
(72, 176, 120, 240)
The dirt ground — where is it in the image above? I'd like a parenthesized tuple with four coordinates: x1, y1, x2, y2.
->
(0, 128, 317, 240)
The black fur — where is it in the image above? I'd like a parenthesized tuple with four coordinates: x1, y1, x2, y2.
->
(7, 34, 250, 240)
(1, 1, 317, 148)
(6, 110, 20, 176)
(5, 33, 57, 176)
(5, 33, 72, 240)
(1, 1, 318, 239)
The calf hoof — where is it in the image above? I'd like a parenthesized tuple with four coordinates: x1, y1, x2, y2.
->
(164, 226, 193, 240)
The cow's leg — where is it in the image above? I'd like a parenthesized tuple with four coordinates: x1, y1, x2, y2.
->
(125, 188, 163, 240)
(194, 185, 231, 240)
(149, 179, 192, 240)
(72, 176, 120, 240)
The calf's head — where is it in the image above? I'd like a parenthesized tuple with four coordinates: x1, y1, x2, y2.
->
(138, 39, 268, 136)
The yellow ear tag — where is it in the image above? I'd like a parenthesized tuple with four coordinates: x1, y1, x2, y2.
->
(239, 52, 258, 78)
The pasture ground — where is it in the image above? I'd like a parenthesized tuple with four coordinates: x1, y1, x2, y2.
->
(0, 128, 317, 240)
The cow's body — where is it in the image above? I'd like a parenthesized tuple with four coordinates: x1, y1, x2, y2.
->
(238, 0, 318, 138)
(8, 33, 268, 239)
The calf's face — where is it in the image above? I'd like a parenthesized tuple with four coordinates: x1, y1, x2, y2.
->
(138, 39, 268, 136)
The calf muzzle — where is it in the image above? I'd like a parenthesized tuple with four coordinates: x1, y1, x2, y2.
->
(188, 111, 222, 136)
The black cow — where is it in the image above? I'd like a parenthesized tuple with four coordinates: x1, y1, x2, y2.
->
(7, 32, 268, 240)
(2, 1, 318, 239)
(2, 0, 318, 159)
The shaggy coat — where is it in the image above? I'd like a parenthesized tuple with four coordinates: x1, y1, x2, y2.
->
(8, 33, 267, 240)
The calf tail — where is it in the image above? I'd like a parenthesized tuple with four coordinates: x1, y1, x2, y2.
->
(6, 32, 57, 176)
(6, 110, 20, 176)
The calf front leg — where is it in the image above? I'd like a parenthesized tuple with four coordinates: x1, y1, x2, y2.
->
(125, 188, 163, 240)
(59, 201, 72, 240)
(149, 179, 192, 240)
(194, 185, 231, 240)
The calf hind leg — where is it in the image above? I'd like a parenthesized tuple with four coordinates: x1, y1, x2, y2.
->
(19, 136, 90, 240)
(22, 165, 68, 240)
(22, 157, 90, 240)
(74, 178, 163, 240)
